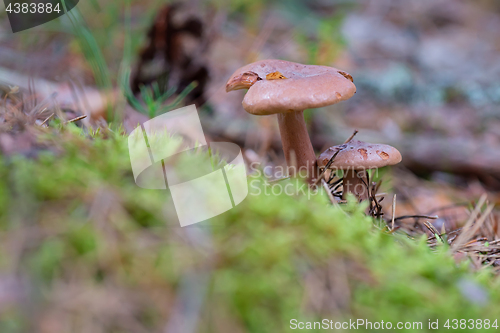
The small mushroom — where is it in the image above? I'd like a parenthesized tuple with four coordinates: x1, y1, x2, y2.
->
(318, 140, 402, 200)
(226, 59, 356, 182)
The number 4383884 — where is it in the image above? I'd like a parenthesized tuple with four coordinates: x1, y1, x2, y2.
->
(444, 319, 498, 329)
(6, 2, 61, 14)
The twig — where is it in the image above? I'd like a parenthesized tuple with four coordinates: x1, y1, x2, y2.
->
(391, 194, 396, 230)
(423, 221, 444, 243)
(267, 177, 290, 184)
(327, 171, 337, 184)
(331, 180, 343, 193)
(426, 202, 470, 215)
(343, 129, 358, 144)
(313, 144, 347, 186)
(314, 131, 358, 186)
(394, 215, 439, 221)
(40, 113, 54, 126)
(322, 179, 337, 205)
(328, 177, 342, 187)
(450, 194, 488, 251)
(457, 204, 494, 247)
(64, 115, 87, 124)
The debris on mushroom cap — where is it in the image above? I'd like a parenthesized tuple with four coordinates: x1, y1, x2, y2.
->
(225, 59, 356, 115)
(318, 140, 402, 169)
(266, 71, 287, 80)
(225, 71, 262, 92)
(337, 71, 353, 82)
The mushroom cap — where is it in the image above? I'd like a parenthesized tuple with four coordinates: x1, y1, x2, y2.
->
(226, 59, 356, 115)
(318, 140, 402, 170)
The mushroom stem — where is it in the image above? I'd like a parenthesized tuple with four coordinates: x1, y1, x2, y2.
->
(342, 169, 369, 200)
(277, 110, 317, 182)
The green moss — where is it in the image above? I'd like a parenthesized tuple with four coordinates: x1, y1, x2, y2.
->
(0, 127, 498, 332)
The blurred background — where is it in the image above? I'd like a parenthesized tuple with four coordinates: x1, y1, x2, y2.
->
(1, 0, 500, 332)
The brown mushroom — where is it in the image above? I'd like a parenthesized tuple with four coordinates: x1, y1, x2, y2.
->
(318, 140, 402, 200)
(226, 59, 356, 182)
